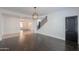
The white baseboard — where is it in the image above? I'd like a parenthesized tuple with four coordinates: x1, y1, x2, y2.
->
(2, 33, 19, 39)
(37, 32, 65, 40)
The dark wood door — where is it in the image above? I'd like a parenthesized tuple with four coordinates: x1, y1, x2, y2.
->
(65, 16, 78, 44)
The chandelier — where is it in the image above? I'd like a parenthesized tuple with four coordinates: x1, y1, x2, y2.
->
(32, 7, 38, 20)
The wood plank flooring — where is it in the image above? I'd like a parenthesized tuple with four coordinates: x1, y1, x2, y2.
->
(0, 33, 79, 51)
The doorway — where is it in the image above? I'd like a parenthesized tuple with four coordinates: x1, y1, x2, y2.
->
(65, 16, 78, 45)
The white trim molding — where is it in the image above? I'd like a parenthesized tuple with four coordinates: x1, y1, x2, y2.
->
(37, 32, 65, 40)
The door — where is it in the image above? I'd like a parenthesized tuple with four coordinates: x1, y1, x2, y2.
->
(65, 16, 78, 44)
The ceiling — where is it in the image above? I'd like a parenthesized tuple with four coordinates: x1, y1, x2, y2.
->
(1, 7, 72, 16)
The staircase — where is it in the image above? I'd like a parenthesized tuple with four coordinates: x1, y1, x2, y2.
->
(37, 16, 48, 30)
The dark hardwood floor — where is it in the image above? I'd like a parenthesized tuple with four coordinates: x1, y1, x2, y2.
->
(0, 32, 79, 51)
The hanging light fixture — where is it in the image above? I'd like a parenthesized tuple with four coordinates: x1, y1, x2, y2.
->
(32, 7, 38, 20)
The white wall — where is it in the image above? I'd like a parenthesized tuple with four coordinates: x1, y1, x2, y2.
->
(37, 8, 79, 43)
(0, 12, 3, 40)
(3, 14, 20, 35)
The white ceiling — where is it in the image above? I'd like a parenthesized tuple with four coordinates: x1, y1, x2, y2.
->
(1, 7, 79, 16)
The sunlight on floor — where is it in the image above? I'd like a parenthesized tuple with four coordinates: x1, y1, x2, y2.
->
(19, 30, 33, 43)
